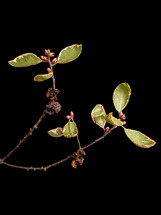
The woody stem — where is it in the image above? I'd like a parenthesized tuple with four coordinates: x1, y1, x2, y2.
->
(0, 126, 117, 171)
(1, 108, 48, 162)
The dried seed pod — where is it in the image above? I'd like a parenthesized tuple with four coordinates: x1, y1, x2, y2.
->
(71, 158, 84, 169)
(71, 160, 78, 169)
(46, 88, 60, 99)
(46, 101, 62, 115)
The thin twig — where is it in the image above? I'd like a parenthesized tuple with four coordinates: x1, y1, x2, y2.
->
(1, 108, 48, 162)
(48, 58, 56, 89)
(0, 126, 117, 171)
(82, 126, 117, 150)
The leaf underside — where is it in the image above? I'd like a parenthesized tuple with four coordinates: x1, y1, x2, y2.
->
(91, 104, 106, 129)
(34, 72, 53, 82)
(48, 128, 63, 138)
(113, 83, 131, 112)
(123, 128, 156, 148)
(58, 44, 82, 64)
(8, 53, 42, 67)
(104, 112, 123, 126)
(63, 122, 78, 138)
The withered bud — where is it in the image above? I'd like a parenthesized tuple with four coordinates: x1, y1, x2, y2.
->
(51, 57, 58, 65)
(71, 158, 84, 169)
(122, 121, 127, 125)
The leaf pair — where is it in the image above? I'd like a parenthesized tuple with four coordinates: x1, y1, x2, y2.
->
(91, 83, 156, 148)
(48, 121, 78, 138)
(91, 104, 123, 128)
(8, 44, 82, 82)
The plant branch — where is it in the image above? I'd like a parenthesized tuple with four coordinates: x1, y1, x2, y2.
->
(0, 126, 117, 171)
(1, 108, 48, 162)
(82, 126, 117, 150)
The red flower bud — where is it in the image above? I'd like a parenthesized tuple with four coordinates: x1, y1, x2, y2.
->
(105, 127, 110, 133)
(66, 115, 71, 120)
(45, 49, 50, 56)
(70, 111, 74, 119)
(47, 68, 52, 73)
(41, 56, 48, 62)
(51, 57, 58, 65)
(50, 52, 55, 57)
(119, 112, 126, 121)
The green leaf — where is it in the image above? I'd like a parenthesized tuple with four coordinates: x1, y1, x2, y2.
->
(91, 104, 106, 129)
(8, 53, 42, 67)
(58, 44, 82, 64)
(113, 83, 131, 112)
(34, 72, 53, 82)
(104, 112, 123, 126)
(48, 128, 63, 138)
(123, 127, 156, 148)
(63, 122, 78, 138)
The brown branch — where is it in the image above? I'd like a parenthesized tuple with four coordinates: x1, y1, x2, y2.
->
(1, 52, 58, 163)
(0, 126, 117, 171)
(1, 108, 48, 162)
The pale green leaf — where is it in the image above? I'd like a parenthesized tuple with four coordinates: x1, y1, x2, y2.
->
(8, 53, 42, 67)
(91, 104, 106, 129)
(58, 44, 82, 64)
(34, 72, 53, 82)
(104, 112, 123, 126)
(63, 122, 78, 138)
(123, 127, 156, 148)
(113, 83, 131, 112)
(48, 128, 63, 138)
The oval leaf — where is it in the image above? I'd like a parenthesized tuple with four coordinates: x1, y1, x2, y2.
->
(48, 128, 63, 138)
(104, 112, 123, 126)
(8, 53, 42, 67)
(58, 44, 82, 64)
(63, 122, 78, 138)
(91, 104, 106, 129)
(123, 128, 156, 148)
(34, 72, 53, 82)
(113, 83, 131, 112)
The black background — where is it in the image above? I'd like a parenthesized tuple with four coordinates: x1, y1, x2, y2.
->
(1, 3, 160, 213)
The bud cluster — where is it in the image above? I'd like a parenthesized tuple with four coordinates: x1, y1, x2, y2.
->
(40, 49, 58, 66)
(66, 111, 74, 120)
(119, 112, 127, 125)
